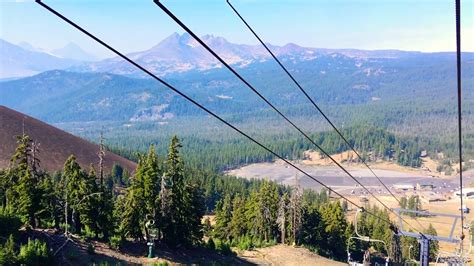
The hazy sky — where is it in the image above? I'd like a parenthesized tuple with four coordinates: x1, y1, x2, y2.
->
(1, 0, 473, 59)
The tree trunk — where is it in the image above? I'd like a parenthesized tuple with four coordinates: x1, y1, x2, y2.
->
(281, 216, 285, 244)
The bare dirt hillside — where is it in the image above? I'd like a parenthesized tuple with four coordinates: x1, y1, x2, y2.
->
(238, 245, 346, 266)
(0, 105, 136, 173)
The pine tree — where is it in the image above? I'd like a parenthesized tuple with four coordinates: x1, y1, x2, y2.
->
(79, 166, 100, 236)
(96, 186, 114, 240)
(112, 194, 126, 239)
(399, 196, 408, 209)
(345, 222, 359, 261)
(407, 195, 422, 217)
(9, 135, 42, 227)
(401, 231, 419, 261)
(161, 136, 204, 248)
(183, 183, 205, 245)
(229, 195, 247, 241)
(61, 155, 87, 234)
(39, 174, 62, 229)
(122, 154, 147, 240)
(121, 146, 162, 241)
(258, 180, 279, 242)
(213, 194, 232, 241)
(142, 145, 162, 239)
(300, 203, 325, 251)
(244, 191, 260, 239)
(320, 202, 348, 260)
(17, 166, 41, 227)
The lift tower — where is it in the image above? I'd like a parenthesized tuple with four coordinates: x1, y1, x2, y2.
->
(393, 208, 464, 266)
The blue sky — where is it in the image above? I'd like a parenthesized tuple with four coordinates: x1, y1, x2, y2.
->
(1, 0, 473, 59)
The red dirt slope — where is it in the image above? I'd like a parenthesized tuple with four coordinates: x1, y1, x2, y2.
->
(0, 105, 136, 173)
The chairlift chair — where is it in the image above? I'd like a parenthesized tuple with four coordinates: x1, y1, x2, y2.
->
(347, 208, 391, 265)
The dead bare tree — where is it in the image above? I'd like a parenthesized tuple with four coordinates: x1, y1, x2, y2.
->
(30, 140, 40, 174)
(277, 192, 288, 244)
(289, 173, 302, 245)
(98, 132, 105, 186)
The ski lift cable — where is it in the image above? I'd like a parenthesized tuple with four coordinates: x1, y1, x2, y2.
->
(226, 0, 403, 209)
(225, 0, 432, 234)
(153, 0, 424, 234)
(154, 0, 426, 233)
(455, 0, 465, 250)
(34, 0, 396, 227)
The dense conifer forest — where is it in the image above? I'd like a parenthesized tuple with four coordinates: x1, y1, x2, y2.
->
(100, 123, 471, 174)
(0, 134, 439, 265)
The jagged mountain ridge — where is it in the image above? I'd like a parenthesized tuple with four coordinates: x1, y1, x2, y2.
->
(73, 32, 418, 76)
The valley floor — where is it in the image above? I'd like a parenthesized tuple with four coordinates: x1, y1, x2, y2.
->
(226, 153, 474, 197)
(227, 153, 474, 263)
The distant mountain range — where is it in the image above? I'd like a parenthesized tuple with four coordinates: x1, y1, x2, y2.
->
(51, 42, 97, 62)
(73, 32, 424, 77)
(0, 39, 98, 79)
(2, 33, 468, 80)
(0, 105, 136, 173)
(1, 48, 472, 125)
(0, 39, 79, 79)
(1, 32, 472, 126)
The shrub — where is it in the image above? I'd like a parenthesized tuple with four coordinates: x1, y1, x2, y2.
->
(214, 239, 233, 255)
(0, 235, 18, 265)
(18, 238, 52, 265)
(82, 225, 96, 240)
(237, 236, 253, 250)
(0, 212, 22, 239)
(109, 235, 123, 250)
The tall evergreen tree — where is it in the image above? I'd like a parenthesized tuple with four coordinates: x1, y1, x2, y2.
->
(300, 203, 325, 251)
(38, 173, 61, 229)
(214, 194, 232, 241)
(122, 154, 147, 240)
(229, 195, 247, 241)
(142, 145, 162, 240)
(320, 202, 348, 260)
(258, 180, 279, 242)
(61, 155, 87, 234)
(79, 166, 100, 236)
(162, 136, 204, 247)
(183, 183, 205, 245)
(9, 135, 43, 227)
(16, 166, 41, 227)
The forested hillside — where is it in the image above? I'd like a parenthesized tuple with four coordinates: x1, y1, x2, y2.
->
(0, 134, 438, 264)
(72, 120, 471, 174)
(2, 52, 473, 124)
(1, 50, 472, 171)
